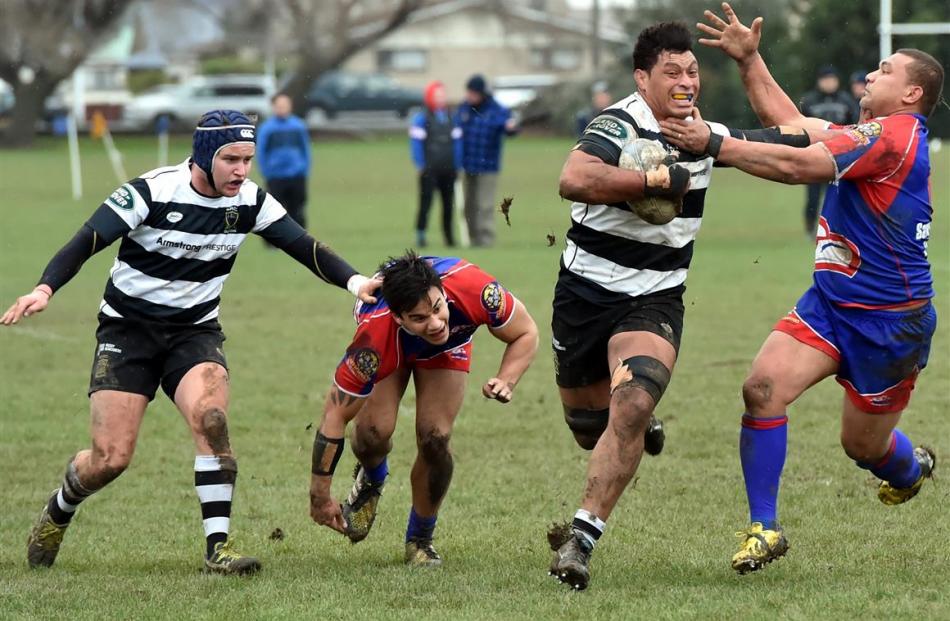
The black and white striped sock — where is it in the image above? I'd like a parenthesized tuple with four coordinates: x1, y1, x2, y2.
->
(572, 508, 606, 550)
(46, 461, 95, 526)
(194, 455, 236, 558)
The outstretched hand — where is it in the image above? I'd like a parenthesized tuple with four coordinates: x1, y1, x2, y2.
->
(356, 276, 383, 304)
(0, 286, 52, 326)
(309, 491, 348, 534)
(660, 107, 713, 155)
(482, 377, 514, 403)
(698, 2, 763, 63)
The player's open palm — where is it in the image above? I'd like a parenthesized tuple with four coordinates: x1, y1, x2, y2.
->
(1, 288, 51, 325)
(698, 2, 762, 62)
(309, 492, 348, 533)
(482, 378, 513, 403)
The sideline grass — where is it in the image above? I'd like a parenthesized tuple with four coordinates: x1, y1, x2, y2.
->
(0, 135, 947, 619)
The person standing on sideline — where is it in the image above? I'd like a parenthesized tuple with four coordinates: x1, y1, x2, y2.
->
(410, 80, 463, 248)
(848, 71, 868, 122)
(575, 83, 613, 137)
(257, 93, 311, 228)
(456, 74, 518, 247)
(798, 66, 854, 235)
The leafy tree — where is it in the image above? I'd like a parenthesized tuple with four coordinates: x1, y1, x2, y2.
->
(0, 0, 135, 147)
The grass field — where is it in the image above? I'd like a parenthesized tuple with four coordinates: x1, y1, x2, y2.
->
(0, 134, 947, 620)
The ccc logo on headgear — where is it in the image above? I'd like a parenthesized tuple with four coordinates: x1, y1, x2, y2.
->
(240, 128, 254, 139)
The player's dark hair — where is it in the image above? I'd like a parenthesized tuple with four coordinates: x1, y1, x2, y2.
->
(379, 251, 443, 316)
(896, 48, 944, 117)
(633, 21, 693, 73)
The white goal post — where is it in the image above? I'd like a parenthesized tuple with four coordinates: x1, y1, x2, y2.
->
(879, 0, 950, 57)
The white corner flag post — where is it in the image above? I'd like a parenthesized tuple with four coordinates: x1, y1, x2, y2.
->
(455, 176, 470, 248)
(96, 112, 127, 184)
(157, 114, 169, 167)
(67, 112, 82, 200)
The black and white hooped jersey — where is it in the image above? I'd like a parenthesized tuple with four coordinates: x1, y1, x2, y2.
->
(95, 159, 286, 324)
(560, 93, 729, 303)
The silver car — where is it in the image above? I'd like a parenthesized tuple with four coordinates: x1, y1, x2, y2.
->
(123, 74, 275, 131)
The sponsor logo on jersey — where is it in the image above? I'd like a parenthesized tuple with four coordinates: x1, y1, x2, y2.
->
(106, 185, 134, 211)
(156, 237, 238, 253)
(224, 206, 239, 233)
(585, 116, 629, 142)
(480, 281, 507, 316)
(814, 216, 861, 277)
(166, 211, 183, 223)
(347, 348, 380, 383)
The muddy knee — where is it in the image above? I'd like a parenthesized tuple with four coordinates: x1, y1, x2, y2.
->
(610, 386, 655, 440)
(353, 424, 393, 461)
(840, 433, 888, 463)
(743, 372, 778, 410)
(200, 407, 231, 454)
(563, 406, 608, 450)
(87, 442, 133, 489)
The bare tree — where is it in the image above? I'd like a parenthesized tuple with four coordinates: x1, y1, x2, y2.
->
(0, 0, 135, 147)
(268, 0, 425, 113)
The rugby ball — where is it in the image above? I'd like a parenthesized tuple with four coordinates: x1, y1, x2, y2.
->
(618, 139, 680, 225)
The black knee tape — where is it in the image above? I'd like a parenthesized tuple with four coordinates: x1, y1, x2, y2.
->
(311, 432, 344, 476)
(563, 405, 610, 436)
(611, 356, 671, 404)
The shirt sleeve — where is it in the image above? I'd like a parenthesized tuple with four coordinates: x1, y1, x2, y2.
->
(818, 116, 916, 182)
(333, 323, 389, 397)
(101, 180, 149, 230)
(573, 112, 636, 166)
(252, 189, 289, 232)
(451, 265, 516, 329)
(409, 112, 426, 169)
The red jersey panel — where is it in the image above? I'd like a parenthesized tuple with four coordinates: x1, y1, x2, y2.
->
(334, 257, 516, 396)
(815, 114, 933, 308)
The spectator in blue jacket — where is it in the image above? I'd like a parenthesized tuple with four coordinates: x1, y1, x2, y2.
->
(410, 80, 463, 247)
(456, 74, 518, 247)
(257, 94, 311, 228)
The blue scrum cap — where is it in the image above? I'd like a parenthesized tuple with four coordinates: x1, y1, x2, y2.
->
(192, 110, 256, 189)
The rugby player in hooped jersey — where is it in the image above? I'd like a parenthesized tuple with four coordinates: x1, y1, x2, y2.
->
(660, 3, 943, 574)
(308, 253, 538, 567)
(548, 21, 819, 590)
(2, 110, 380, 575)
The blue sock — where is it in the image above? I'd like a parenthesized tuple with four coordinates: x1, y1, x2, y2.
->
(740, 413, 788, 529)
(365, 458, 389, 484)
(857, 429, 920, 488)
(405, 507, 437, 542)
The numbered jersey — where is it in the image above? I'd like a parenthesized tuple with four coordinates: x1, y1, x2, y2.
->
(333, 257, 516, 397)
(817, 114, 933, 308)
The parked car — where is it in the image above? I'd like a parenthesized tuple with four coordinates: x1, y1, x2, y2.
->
(123, 74, 275, 131)
(301, 71, 423, 121)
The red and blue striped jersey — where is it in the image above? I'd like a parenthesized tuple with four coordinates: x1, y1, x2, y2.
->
(334, 257, 516, 396)
(816, 113, 933, 308)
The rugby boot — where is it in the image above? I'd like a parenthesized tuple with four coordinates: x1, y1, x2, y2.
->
(878, 446, 936, 506)
(644, 415, 665, 456)
(341, 464, 385, 543)
(405, 538, 442, 567)
(548, 526, 592, 590)
(731, 522, 789, 575)
(27, 493, 68, 568)
(204, 539, 261, 575)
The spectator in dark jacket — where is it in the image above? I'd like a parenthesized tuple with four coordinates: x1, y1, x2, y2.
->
(257, 94, 311, 228)
(410, 80, 463, 247)
(575, 83, 613, 137)
(455, 74, 518, 247)
(848, 70, 868, 122)
(799, 65, 856, 235)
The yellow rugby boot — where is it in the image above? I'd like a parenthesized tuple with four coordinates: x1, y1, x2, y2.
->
(204, 539, 261, 575)
(405, 538, 442, 567)
(342, 464, 384, 543)
(731, 522, 789, 575)
(27, 495, 68, 569)
(878, 446, 936, 506)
